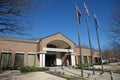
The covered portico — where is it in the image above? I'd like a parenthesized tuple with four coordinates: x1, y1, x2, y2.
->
(38, 33, 76, 67)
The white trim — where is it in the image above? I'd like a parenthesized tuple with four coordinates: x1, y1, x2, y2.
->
(27, 52, 36, 54)
(37, 51, 47, 54)
(71, 53, 76, 55)
(1, 51, 11, 53)
(43, 47, 74, 52)
(16, 52, 25, 53)
(77, 54, 90, 56)
(82, 54, 91, 56)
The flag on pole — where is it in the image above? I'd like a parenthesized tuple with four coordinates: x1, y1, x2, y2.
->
(76, 4, 82, 24)
(94, 14, 100, 29)
(84, 2, 90, 16)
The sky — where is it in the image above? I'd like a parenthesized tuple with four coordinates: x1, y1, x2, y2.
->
(2, 0, 120, 49)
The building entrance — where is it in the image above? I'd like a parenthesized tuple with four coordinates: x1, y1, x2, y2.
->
(45, 54, 56, 67)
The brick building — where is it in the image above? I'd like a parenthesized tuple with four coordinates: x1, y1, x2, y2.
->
(0, 33, 100, 68)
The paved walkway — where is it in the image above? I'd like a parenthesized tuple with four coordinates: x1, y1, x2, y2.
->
(58, 69, 120, 80)
(0, 70, 66, 80)
(0, 68, 120, 80)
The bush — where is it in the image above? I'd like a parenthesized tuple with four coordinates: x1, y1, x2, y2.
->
(0, 66, 50, 72)
(75, 63, 91, 69)
(0, 66, 1, 70)
(40, 67, 50, 71)
(94, 62, 100, 65)
(75, 64, 82, 69)
(20, 66, 50, 72)
(20, 66, 31, 72)
(83, 63, 91, 67)
(0, 66, 20, 70)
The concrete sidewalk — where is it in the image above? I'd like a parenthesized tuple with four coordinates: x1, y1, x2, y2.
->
(0, 70, 67, 80)
(58, 69, 120, 80)
(0, 69, 120, 80)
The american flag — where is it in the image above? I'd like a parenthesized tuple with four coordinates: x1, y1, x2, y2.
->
(94, 14, 100, 28)
(76, 5, 82, 24)
(84, 2, 89, 16)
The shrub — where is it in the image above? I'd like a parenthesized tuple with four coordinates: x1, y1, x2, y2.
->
(0, 66, 1, 70)
(8, 66, 14, 70)
(94, 62, 101, 65)
(75, 64, 83, 69)
(75, 63, 91, 69)
(13, 66, 20, 70)
(40, 67, 50, 71)
(83, 63, 91, 67)
(20, 66, 50, 72)
(35, 67, 50, 71)
(0, 66, 20, 70)
(20, 66, 31, 72)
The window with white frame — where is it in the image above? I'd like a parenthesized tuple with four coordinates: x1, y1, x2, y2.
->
(28, 54, 35, 66)
(14, 53, 24, 67)
(1, 53, 11, 69)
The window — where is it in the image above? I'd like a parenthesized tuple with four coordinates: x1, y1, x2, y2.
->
(84, 56, 88, 64)
(1, 53, 11, 69)
(28, 54, 35, 66)
(89, 56, 91, 64)
(14, 53, 24, 67)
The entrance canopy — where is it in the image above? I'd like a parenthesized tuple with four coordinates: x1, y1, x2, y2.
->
(44, 40, 73, 53)
(40, 33, 75, 52)
(47, 40, 71, 49)
(38, 33, 76, 67)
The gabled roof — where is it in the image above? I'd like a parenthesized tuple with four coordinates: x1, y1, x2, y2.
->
(41, 32, 75, 44)
(0, 32, 75, 44)
(0, 36, 40, 44)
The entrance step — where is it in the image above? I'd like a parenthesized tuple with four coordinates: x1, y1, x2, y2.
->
(50, 66, 72, 71)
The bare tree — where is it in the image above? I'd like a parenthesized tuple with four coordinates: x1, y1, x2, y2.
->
(106, 3, 120, 62)
(108, 2, 120, 48)
(0, 0, 41, 35)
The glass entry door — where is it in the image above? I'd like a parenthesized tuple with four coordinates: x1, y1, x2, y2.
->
(45, 54, 56, 67)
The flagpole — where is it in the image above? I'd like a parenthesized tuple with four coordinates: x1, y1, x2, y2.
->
(93, 12, 104, 73)
(95, 27, 104, 73)
(77, 20, 84, 77)
(86, 15, 95, 75)
(75, 3, 83, 77)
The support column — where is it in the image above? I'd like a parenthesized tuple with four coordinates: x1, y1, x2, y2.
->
(42, 53, 45, 67)
(39, 54, 42, 67)
(56, 53, 61, 66)
(39, 51, 46, 67)
(71, 53, 75, 66)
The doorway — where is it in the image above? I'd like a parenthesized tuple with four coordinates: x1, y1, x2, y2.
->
(45, 54, 56, 67)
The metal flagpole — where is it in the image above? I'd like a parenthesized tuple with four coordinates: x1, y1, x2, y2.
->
(95, 25, 104, 73)
(93, 13, 104, 73)
(77, 20, 84, 77)
(86, 15, 95, 75)
(75, 3, 83, 77)
(77, 18, 84, 77)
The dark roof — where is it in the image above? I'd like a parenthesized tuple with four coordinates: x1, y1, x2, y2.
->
(0, 32, 75, 44)
(41, 32, 75, 45)
(0, 36, 40, 44)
